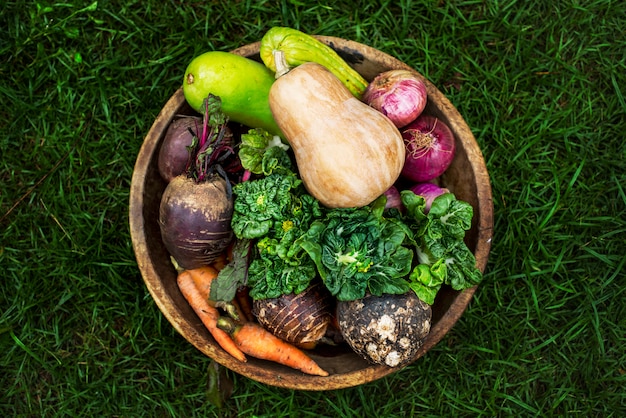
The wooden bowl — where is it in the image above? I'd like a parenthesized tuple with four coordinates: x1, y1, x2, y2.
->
(129, 37, 493, 390)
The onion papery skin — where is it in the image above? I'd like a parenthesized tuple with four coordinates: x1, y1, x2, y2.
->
(362, 70, 428, 128)
(400, 115, 456, 182)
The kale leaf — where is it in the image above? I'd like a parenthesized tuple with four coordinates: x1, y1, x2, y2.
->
(231, 170, 302, 239)
(210, 238, 252, 302)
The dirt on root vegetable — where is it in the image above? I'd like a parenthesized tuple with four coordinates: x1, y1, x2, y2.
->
(159, 175, 234, 270)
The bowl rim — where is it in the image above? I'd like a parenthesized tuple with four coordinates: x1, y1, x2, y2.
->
(129, 36, 493, 390)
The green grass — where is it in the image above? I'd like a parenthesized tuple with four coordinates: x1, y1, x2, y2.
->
(1, 0, 625, 416)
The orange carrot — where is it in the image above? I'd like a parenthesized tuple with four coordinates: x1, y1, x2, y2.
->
(177, 267, 247, 363)
(183, 266, 217, 299)
(188, 264, 247, 323)
(217, 317, 329, 377)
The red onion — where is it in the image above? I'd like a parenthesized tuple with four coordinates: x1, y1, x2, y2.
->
(383, 185, 403, 211)
(362, 70, 428, 128)
(401, 115, 456, 182)
(410, 182, 449, 213)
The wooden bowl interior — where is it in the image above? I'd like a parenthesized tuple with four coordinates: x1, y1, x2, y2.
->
(129, 37, 493, 391)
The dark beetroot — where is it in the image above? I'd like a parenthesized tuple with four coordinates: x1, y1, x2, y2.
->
(158, 94, 241, 269)
(158, 116, 200, 183)
(159, 175, 233, 269)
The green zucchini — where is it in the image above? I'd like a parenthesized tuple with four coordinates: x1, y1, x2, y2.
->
(259, 27, 368, 98)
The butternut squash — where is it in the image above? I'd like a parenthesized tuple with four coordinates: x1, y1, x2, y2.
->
(268, 52, 405, 208)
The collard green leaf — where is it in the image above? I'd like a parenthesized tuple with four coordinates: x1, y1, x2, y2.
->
(444, 241, 482, 290)
(301, 203, 413, 301)
(260, 145, 293, 176)
(428, 193, 474, 240)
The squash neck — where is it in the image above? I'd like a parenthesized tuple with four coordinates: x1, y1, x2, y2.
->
(273, 50, 291, 79)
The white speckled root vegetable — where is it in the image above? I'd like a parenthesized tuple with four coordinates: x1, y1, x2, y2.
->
(337, 292, 432, 368)
(158, 95, 238, 270)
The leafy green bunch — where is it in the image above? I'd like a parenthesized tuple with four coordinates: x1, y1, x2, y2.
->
(229, 130, 323, 299)
(218, 128, 482, 304)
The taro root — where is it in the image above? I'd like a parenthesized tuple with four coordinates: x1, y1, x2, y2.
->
(252, 282, 332, 348)
(337, 292, 432, 368)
